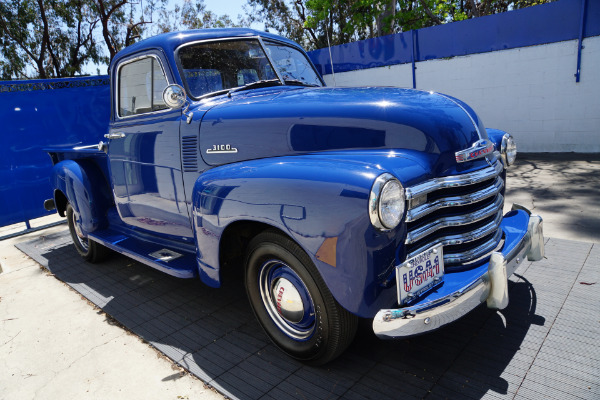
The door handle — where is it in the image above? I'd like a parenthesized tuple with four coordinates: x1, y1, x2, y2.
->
(104, 132, 126, 140)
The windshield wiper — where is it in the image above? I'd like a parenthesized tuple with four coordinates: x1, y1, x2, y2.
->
(283, 79, 320, 87)
(200, 88, 231, 99)
(228, 79, 283, 96)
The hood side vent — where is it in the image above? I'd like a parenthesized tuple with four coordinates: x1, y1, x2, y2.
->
(181, 135, 199, 172)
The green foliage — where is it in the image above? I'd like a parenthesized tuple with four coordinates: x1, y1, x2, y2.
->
(248, 0, 556, 50)
(0, 0, 242, 80)
(0, 0, 101, 79)
(0, 0, 555, 80)
(153, 0, 247, 34)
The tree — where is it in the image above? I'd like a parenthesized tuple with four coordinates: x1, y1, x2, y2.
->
(0, 0, 247, 80)
(55, 0, 101, 77)
(247, 0, 556, 50)
(91, 0, 149, 65)
(0, 0, 100, 79)
(152, 0, 247, 34)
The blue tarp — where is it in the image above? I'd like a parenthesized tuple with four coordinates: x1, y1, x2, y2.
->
(0, 76, 110, 227)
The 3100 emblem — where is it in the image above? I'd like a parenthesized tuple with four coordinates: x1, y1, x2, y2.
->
(206, 144, 238, 154)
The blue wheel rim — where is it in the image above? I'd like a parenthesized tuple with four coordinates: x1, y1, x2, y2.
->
(258, 259, 316, 341)
(71, 209, 89, 251)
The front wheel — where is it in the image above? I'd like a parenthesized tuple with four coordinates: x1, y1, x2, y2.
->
(245, 230, 357, 365)
(66, 204, 108, 263)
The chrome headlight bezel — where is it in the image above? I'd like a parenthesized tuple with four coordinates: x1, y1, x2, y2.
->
(369, 173, 406, 231)
(501, 133, 517, 167)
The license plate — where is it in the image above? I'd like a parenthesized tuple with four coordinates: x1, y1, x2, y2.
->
(397, 244, 444, 305)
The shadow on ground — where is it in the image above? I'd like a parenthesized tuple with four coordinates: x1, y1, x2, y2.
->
(18, 230, 546, 400)
(505, 153, 600, 243)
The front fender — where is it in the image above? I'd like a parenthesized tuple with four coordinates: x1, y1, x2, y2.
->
(192, 153, 429, 317)
(51, 159, 113, 235)
(487, 128, 508, 151)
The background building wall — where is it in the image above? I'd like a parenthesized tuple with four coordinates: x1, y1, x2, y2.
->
(324, 37, 599, 152)
(309, 0, 600, 153)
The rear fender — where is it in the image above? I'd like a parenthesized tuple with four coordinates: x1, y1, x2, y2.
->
(51, 159, 113, 235)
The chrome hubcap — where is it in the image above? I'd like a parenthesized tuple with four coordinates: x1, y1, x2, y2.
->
(71, 211, 89, 251)
(271, 278, 304, 323)
(259, 260, 315, 340)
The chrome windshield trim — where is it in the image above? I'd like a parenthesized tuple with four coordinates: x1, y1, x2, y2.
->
(257, 36, 285, 85)
(406, 195, 504, 245)
(406, 158, 503, 200)
(174, 35, 263, 53)
(406, 210, 503, 259)
(174, 35, 323, 100)
(406, 177, 504, 222)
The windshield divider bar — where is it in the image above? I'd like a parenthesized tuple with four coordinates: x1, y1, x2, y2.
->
(258, 37, 285, 86)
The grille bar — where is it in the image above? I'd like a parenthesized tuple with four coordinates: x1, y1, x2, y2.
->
(406, 195, 504, 245)
(406, 176, 504, 223)
(444, 230, 503, 265)
(406, 159, 503, 200)
(404, 158, 505, 267)
(406, 210, 503, 260)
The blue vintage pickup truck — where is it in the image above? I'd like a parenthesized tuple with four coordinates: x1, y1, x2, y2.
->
(44, 28, 544, 365)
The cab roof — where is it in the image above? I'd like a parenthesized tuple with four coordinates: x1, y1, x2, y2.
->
(112, 28, 300, 67)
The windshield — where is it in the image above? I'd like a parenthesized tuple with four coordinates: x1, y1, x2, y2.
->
(177, 38, 322, 98)
(262, 40, 322, 86)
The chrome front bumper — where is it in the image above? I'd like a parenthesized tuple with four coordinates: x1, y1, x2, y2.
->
(373, 205, 544, 339)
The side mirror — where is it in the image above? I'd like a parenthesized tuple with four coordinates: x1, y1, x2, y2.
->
(162, 84, 186, 109)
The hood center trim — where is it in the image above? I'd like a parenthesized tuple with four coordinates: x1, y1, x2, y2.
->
(434, 93, 482, 140)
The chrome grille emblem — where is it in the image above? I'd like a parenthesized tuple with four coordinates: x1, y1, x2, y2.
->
(455, 139, 495, 163)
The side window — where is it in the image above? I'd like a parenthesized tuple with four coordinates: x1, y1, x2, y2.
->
(119, 57, 169, 117)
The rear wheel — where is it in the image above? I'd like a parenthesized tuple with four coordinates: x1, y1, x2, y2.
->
(245, 230, 357, 365)
(66, 204, 108, 263)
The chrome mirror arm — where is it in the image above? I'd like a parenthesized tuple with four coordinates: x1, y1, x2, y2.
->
(183, 102, 193, 124)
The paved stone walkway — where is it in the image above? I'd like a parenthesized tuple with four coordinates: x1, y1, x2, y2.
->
(16, 231, 599, 400)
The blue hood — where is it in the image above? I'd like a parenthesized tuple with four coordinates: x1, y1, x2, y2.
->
(198, 87, 488, 177)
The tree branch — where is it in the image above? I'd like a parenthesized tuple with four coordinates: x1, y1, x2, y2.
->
(419, 0, 443, 25)
(293, 0, 319, 49)
(0, 12, 47, 78)
(37, 0, 62, 77)
(468, 0, 481, 18)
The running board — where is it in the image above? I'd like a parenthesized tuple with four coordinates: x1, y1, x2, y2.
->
(88, 229, 197, 279)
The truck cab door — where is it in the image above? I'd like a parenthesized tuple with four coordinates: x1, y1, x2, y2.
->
(108, 53, 193, 239)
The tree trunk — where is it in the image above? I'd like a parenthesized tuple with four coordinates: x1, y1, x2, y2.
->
(97, 0, 127, 63)
(37, 0, 62, 77)
(468, 0, 481, 18)
(376, 0, 397, 36)
(419, 0, 443, 25)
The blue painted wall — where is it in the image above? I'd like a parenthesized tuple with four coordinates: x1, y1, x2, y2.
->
(0, 77, 110, 227)
(308, 0, 600, 75)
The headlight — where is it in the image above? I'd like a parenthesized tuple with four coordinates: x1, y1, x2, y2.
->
(501, 133, 517, 167)
(369, 173, 405, 230)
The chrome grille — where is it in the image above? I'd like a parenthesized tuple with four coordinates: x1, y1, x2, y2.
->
(404, 158, 505, 267)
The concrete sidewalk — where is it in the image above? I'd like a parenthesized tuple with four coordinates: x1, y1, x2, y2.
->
(0, 222, 225, 400)
(1, 153, 599, 400)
